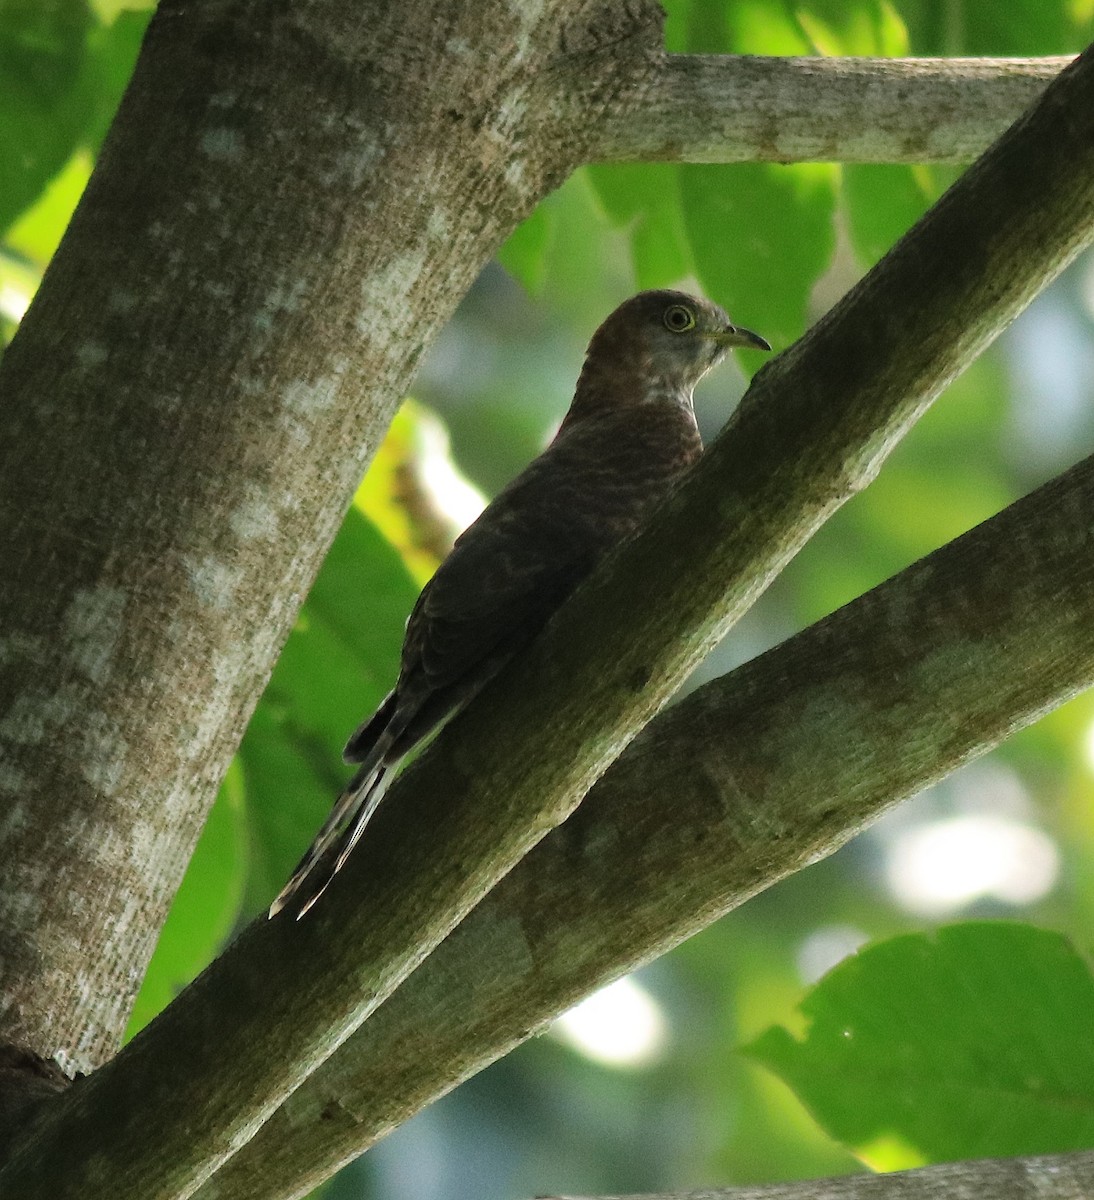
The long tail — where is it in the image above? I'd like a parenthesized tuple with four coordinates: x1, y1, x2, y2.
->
(268, 756, 393, 921)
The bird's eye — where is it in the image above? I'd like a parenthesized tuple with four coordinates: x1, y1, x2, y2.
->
(663, 304, 696, 333)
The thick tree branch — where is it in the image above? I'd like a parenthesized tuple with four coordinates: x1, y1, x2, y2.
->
(540, 1150, 1094, 1199)
(593, 54, 1070, 163)
(195, 446, 1094, 1200)
(3, 37, 1091, 1200)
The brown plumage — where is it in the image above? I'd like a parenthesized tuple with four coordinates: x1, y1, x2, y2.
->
(269, 290, 769, 918)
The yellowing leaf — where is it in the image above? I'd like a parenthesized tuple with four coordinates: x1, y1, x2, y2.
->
(355, 399, 485, 585)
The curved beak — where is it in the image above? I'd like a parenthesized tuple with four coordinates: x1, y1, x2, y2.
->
(713, 324, 771, 352)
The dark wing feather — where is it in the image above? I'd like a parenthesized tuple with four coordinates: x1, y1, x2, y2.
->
(392, 408, 699, 730)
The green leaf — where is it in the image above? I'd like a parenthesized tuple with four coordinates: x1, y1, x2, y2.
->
(842, 164, 942, 271)
(497, 203, 554, 295)
(239, 506, 419, 913)
(586, 164, 692, 290)
(685, 0, 811, 55)
(958, 1, 1090, 55)
(0, 0, 95, 231)
(89, 0, 156, 22)
(746, 923, 1094, 1167)
(794, 1, 931, 270)
(4, 148, 91, 265)
(679, 161, 837, 351)
(632, 1, 840, 350)
(794, 0, 910, 55)
(80, 8, 150, 152)
(532, 169, 633, 309)
(125, 760, 248, 1038)
(896, 0, 1092, 55)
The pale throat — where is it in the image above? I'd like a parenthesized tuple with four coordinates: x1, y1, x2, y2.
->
(570, 349, 702, 420)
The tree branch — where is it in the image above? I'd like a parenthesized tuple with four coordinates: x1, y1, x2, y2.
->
(540, 1150, 1094, 1199)
(4, 36, 1091, 1200)
(194, 445, 1094, 1199)
(593, 54, 1070, 163)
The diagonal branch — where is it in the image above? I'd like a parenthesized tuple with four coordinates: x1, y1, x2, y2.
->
(539, 1149, 1094, 1200)
(592, 54, 1071, 163)
(195, 444, 1094, 1200)
(4, 32, 1094, 1200)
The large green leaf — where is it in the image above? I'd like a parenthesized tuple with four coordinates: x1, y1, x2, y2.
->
(842, 164, 940, 269)
(240, 505, 419, 914)
(673, 1, 838, 348)
(747, 923, 1094, 1168)
(0, 0, 95, 231)
(4, 148, 91, 265)
(498, 203, 555, 295)
(950, 1, 1090, 55)
(80, 7, 150, 151)
(680, 160, 836, 352)
(793, 0, 910, 55)
(586, 164, 692, 290)
(532, 169, 634, 312)
(675, 0, 812, 55)
(791, 0, 937, 269)
(894, 0, 1092, 54)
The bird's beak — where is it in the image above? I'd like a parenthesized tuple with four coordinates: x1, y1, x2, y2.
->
(711, 324, 771, 352)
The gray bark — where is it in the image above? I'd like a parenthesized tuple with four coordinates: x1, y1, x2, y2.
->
(594, 54, 1068, 163)
(541, 1150, 1094, 1199)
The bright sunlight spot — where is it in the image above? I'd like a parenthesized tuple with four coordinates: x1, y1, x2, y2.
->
(884, 813, 1059, 916)
(856, 1132, 929, 1173)
(552, 976, 668, 1069)
(1080, 714, 1094, 774)
(796, 924, 868, 984)
(0, 283, 29, 323)
(413, 406, 487, 533)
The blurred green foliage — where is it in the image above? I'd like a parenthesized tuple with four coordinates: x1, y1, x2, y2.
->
(3, 1, 1094, 1198)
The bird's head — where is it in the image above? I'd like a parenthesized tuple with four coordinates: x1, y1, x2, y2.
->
(574, 290, 770, 417)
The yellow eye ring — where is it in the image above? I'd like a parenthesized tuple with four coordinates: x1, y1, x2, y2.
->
(663, 304, 696, 333)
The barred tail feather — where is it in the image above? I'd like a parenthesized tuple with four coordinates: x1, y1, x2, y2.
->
(344, 688, 397, 763)
(268, 742, 394, 920)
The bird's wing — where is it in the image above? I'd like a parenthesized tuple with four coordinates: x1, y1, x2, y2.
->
(402, 417, 651, 690)
(406, 487, 596, 692)
(290, 444, 603, 917)
(403, 412, 698, 697)
(355, 410, 697, 767)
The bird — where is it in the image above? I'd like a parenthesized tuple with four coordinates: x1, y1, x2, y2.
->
(269, 289, 769, 919)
